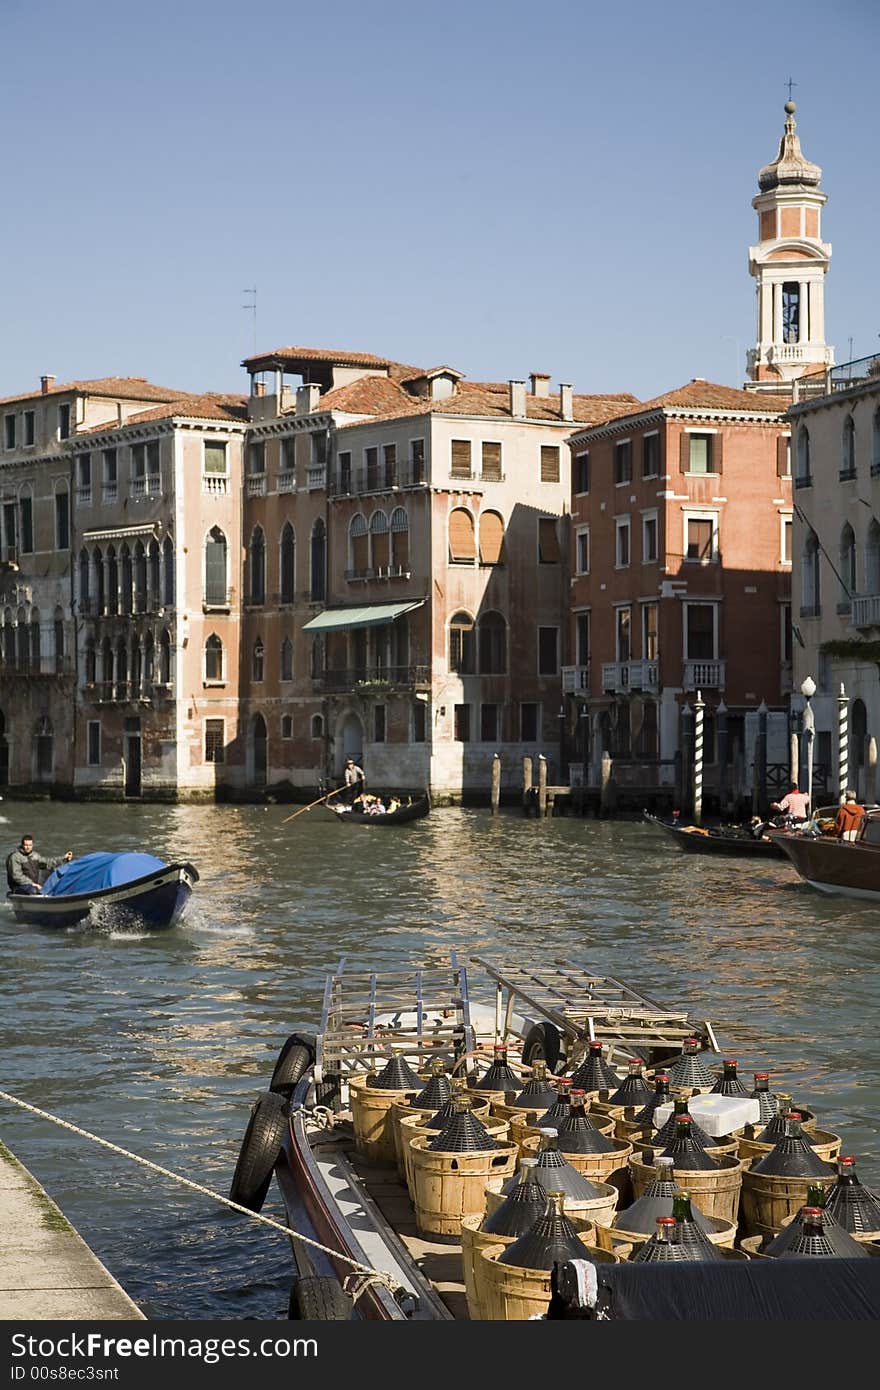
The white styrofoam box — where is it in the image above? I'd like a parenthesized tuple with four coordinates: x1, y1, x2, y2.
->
(651, 1094, 761, 1138)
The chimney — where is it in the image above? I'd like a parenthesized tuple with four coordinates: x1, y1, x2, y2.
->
(296, 383, 321, 415)
(530, 372, 551, 398)
(253, 380, 266, 398)
(509, 379, 527, 419)
(559, 383, 574, 421)
(41, 375, 55, 394)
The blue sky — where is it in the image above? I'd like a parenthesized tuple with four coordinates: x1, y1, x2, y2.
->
(1, 0, 876, 403)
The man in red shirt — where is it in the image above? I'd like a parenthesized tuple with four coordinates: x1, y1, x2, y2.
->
(834, 790, 865, 841)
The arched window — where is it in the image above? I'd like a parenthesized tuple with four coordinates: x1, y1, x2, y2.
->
(281, 714, 293, 739)
(280, 637, 293, 681)
(349, 513, 368, 575)
(866, 519, 880, 595)
(279, 523, 295, 604)
(802, 531, 820, 615)
(478, 611, 507, 674)
(370, 511, 390, 572)
(133, 541, 147, 613)
(479, 511, 505, 565)
(79, 550, 90, 608)
(53, 607, 64, 673)
(93, 546, 105, 615)
(144, 632, 155, 685)
(148, 539, 161, 606)
(120, 544, 133, 616)
(390, 508, 409, 572)
(131, 636, 142, 695)
(449, 508, 476, 563)
(449, 610, 475, 674)
(796, 427, 811, 485)
(252, 638, 264, 682)
(106, 546, 118, 615)
(205, 527, 227, 606)
(159, 629, 171, 684)
(842, 415, 856, 477)
(310, 519, 326, 601)
(116, 638, 128, 694)
(311, 713, 324, 739)
(29, 608, 41, 668)
(16, 608, 27, 667)
(249, 527, 266, 605)
(163, 536, 174, 606)
(85, 637, 96, 685)
(205, 634, 223, 682)
(101, 636, 114, 684)
(309, 636, 324, 680)
(839, 524, 856, 605)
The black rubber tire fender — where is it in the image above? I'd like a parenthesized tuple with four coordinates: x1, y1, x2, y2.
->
(229, 1090, 290, 1213)
(270, 1034, 315, 1095)
(522, 1021, 563, 1073)
(287, 1275, 354, 1320)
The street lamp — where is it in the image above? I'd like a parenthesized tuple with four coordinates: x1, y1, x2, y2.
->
(801, 675, 816, 812)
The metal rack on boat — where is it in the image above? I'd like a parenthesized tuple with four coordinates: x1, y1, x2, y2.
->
(470, 956, 719, 1066)
(313, 952, 476, 1083)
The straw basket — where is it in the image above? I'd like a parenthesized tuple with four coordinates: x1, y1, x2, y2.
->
(519, 1134, 634, 1198)
(392, 1098, 490, 1178)
(401, 1113, 508, 1201)
(409, 1136, 519, 1239)
(595, 1212, 738, 1251)
(507, 1110, 616, 1153)
(738, 1234, 772, 1258)
(628, 1153, 744, 1225)
(483, 1179, 619, 1230)
(739, 1161, 835, 1237)
(460, 1212, 596, 1320)
(349, 1075, 422, 1166)
(736, 1128, 841, 1166)
(480, 1241, 621, 1320)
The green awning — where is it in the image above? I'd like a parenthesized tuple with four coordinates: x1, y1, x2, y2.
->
(301, 599, 426, 633)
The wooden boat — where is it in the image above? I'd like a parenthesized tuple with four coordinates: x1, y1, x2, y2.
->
(326, 792, 430, 826)
(770, 810, 880, 901)
(6, 851, 199, 929)
(643, 812, 787, 859)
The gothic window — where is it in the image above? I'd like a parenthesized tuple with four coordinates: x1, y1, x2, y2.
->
(310, 519, 326, 601)
(85, 638, 96, 685)
(839, 525, 856, 604)
(349, 514, 368, 575)
(370, 511, 390, 571)
(54, 608, 64, 673)
(390, 508, 409, 572)
(281, 637, 294, 681)
(205, 634, 223, 682)
(448, 508, 476, 563)
(841, 416, 856, 478)
(802, 531, 820, 615)
(205, 528, 227, 606)
(79, 550, 90, 607)
(249, 527, 266, 605)
(796, 428, 811, 486)
(29, 609, 41, 667)
(866, 520, 880, 595)
(449, 611, 475, 674)
(159, 629, 171, 684)
(120, 545, 133, 616)
(279, 523, 295, 603)
(163, 537, 174, 606)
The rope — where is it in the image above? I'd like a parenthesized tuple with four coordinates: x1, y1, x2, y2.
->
(0, 1088, 404, 1299)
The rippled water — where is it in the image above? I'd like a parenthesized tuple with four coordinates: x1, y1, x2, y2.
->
(1, 802, 878, 1319)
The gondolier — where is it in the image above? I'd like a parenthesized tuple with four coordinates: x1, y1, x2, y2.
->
(6, 835, 72, 896)
(343, 758, 365, 797)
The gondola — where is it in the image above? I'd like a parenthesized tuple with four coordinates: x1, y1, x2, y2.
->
(327, 791, 431, 826)
(6, 851, 199, 929)
(229, 954, 880, 1321)
(643, 811, 787, 859)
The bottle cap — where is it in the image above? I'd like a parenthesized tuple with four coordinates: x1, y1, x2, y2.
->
(723, 1058, 737, 1066)
(655, 1073, 670, 1083)
(753, 1072, 769, 1080)
(570, 1088, 586, 1098)
(839, 1155, 855, 1166)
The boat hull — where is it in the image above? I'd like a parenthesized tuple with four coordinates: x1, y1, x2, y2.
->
(769, 833, 880, 901)
(329, 793, 431, 826)
(644, 813, 785, 859)
(7, 863, 198, 929)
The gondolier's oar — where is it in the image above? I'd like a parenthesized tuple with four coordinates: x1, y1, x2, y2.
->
(283, 788, 344, 823)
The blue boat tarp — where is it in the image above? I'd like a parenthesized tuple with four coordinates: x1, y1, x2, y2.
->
(42, 852, 168, 898)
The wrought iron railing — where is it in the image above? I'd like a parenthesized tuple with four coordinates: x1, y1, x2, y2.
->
(313, 665, 431, 692)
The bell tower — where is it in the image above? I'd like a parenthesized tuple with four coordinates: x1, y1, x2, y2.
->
(746, 102, 833, 393)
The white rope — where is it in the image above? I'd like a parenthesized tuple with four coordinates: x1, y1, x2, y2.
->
(0, 1088, 403, 1298)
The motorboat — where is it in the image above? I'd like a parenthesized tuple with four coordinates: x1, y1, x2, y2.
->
(6, 851, 199, 929)
(770, 808, 880, 901)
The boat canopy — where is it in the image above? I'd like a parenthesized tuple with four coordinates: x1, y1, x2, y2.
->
(42, 852, 168, 898)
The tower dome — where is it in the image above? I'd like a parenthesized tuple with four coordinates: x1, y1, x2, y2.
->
(758, 102, 822, 192)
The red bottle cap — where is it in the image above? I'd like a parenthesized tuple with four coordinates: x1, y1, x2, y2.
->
(589, 1042, 603, 1052)
(723, 1059, 737, 1066)
(801, 1206, 822, 1216)
(839, 1155, 855, 1166)
(753, 1072, 769, 1080)
(655, 1074, 670, 1082)
(656, 1216, 676, 1227)
(570, 1088, 586, 1098)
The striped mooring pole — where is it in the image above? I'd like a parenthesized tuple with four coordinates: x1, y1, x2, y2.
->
(693, 690, 704, 825)
(837, 682, 849, 803)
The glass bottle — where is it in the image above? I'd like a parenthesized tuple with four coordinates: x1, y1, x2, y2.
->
(632, 1073, 672, 1129)
(428, 1096, 499, 1153)
(750, 1115, 834, 1179)
(536, 1077, 572, 1128)
(556, 1088, 616, 1154)
(756, 1092, 792, 1143)
(631, 1215, 691, 1262)
(481, 1157, 550, 1237)
(749, 1072, 777, 1125)
(499, 1127, 601, 1200)
(710, 1058, 750, 1098)
(605, 1058, 654, 1109)
(652, 1097, 717, 1150)
(773, 1206, 868, 1260)
(411, 1057, 452, 1111)
(664, 1037, 717, 1089)
(508, 1059, 558, 1111)
(657, 1115, 720, 1171)
(823, 1156, 880, 1236)
(474, 1043, 519, 1092)
(497, 1190, 588, 1270)
(670, 1191, 724, 1261)
(569, 1040, 620, 1093)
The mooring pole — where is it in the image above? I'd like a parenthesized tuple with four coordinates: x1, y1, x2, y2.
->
(693, 690, 704, 825)
(717, 699, 728, 817)
(837, 682, 849, 803)
(537, 754, 548, 817)
(867, 736, 877, 805)
(522, 755, 532, 816)
(491, 753, 501, 816)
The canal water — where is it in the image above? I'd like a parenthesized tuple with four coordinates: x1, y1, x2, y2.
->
(0, 801, 878, 1319)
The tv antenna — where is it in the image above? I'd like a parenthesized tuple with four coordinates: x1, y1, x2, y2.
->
(243, 287, 257, 354)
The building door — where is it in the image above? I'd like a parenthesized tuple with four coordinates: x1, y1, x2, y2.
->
(337, 712, 364, 776)
(124, 717, 142, 797)
(252, 714, 267, 787)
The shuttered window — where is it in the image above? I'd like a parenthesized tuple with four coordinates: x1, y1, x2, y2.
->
(777, 435, 791, 477)
(371, 512, 390, 570)
(479, 511, 505, 565)
(540, 445, 560, 482)
(365, 447, 379, 490)
(205, 528, 227, 605)
(613, 441, 632, 483)
(686, 518, 714, 561)
(451, 440, 472, 479)
(383, 443, 396, 488)
(642, 435, 659, 478)
(205, 719, 225, 763)
(481, 441, 502, 481)
(538, 517, 560, 563)
(449, 508, 476, 562)
(391, 508, 409, 571)
(350, 514, 368, 573)
(682, 433, 720, 474)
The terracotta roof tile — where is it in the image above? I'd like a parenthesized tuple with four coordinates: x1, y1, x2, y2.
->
(0, 377, 189, 408)
(79, 394, 249, 434)
(632, 380, 790, 415)
(329, 377, 639, 429)
(241, 346, 412, 371)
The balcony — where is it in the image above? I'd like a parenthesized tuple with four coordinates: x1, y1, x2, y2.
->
(314, 665, 431, 693)
(203, 590, 232, 613)
(561, 664, 590, 693)
(853, 593, 880, 629)
(306, 465, 326, 491)
(76, 488, 91, 507)
(2, 656, 73, 679)
(83, 680, 172, 704)
(682, 660, 726, 690)
(102, 483, 118, 503)
(329, 460, 427, 498)
(277, 470, 296, 494)
(246, 474, 267, 498)
(203, 474, 229, 496)
(132, 476, 161, 499)
(600, 660, 659, 694)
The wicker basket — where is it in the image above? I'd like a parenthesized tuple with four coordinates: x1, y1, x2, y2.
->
(480, 1240, 620, 1320)
(739, 1161, 835, 1237)
(628, 1153, 744, 1225)
(401, 1113, 508, 1201)
(631, 1134, 740, 1160)
(736, 1127, 841, 1166)
(483, 1179, 619, 1230)
(507, 1109, 616, 1153)
(392, 1097, 490, 1178)
(350, 1075, 419, 1166)
(409, 1135, 519, 1239)
(520, 1133, 634, 1199)
(460, 1211, 596, 1320)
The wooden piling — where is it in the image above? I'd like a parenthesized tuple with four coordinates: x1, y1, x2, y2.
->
(868, 736, 878, 805)
(600, 751, 612, 817)
(491, 753, 501, 816)
(522, 756, 533, 816)
(537, 755, 548, 817)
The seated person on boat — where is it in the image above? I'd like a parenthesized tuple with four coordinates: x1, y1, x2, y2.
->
(769, 783, 810, 827)
(6, 836, 72, 896)
(835, 790, 865, 842)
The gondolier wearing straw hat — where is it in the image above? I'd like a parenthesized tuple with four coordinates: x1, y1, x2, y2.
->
(6, 835, 72, 895)
(343, 757, 365, 798)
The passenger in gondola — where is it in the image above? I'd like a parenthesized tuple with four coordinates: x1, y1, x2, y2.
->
(6, 836, 73, 895)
